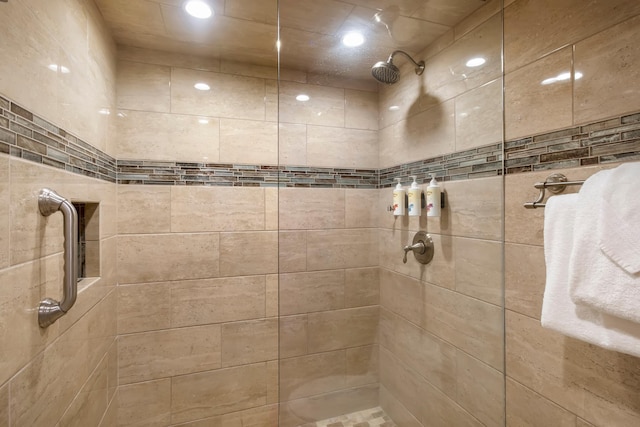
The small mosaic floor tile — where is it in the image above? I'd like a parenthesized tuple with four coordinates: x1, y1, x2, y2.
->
(308, 407, 397, 427)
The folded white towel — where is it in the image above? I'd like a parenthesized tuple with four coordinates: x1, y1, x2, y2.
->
(599, 162, 640, 274)
(541, 193, 640, 358)
(569, 166, 640, 324)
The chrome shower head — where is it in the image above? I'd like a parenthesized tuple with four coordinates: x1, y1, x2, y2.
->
(371, 50, 425, 84)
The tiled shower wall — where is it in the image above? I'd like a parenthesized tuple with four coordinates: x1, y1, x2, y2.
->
(503, 0, 640, 426)
(0, 0, 118, 426)
(376, 1, 506, 426)
(113, 48, 381, 426)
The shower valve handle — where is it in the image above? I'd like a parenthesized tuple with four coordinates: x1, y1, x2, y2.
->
(403, 241, 426, 263)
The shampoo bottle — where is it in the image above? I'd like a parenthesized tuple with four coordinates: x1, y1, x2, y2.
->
(408, 176, 422, 216)
(392, 178, 405, 216)
(426, 174, 441, 217)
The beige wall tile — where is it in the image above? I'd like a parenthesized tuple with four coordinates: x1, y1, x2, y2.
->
(280, 315, 308, 358)
(279, 384, 378, 427)
(279, 81, 345, 127)
(454, 237, 503, 305)
(427, 14, 502, 103)
(171, 363, 268, 424)
(117, 233, 219, 284)
(0, 156, 9, 269)
(456, 351, 505, 427)
(306, 228, 378, 271)
(423, 284, 504, 370)
(345, 189, 379, 229)
(306, 126, 379, 169)
(279, 188, 345, 230)
(455, 78, 503, 151)
(379, 268, 423, 327)
(117, 283, 171, 334)
(221, 319, 278, 367)
(345, 89, 378, 131)
(454, 0, 501, 39)
(98, 397, 117, 427)
(574, 14, 640, 124)
(219, 231, 277, 276)
(171, 186, 265, 233)
(379, 100, 455, 169)
(0, 383, 7, 427)
(219, 119, 278, 165)
(265, 79, 278, 122)
(504, 0, 640, 73)
(58, 358, 109, 427)
(505, 310, 585, 415)
(346, 345, 378, 388)
(171, 276, 265, 327)
(344, 267, 379, 308)
(279, 270, 344, 315)
(278, 231, 307, 273)
(116, 110, 220, 163)
(118, 325, 221, 384)
(264, 188, 278, 231)
(279, 351, 345, 401)
(116, 60, 170, 112)
(506, 378, 577, 427)
(379, 385, 422, 427)
(505, 243, 545, 320)
(505, 47, 573, 140)
(0, 257, 60, 386)
(307, 306, 379, 353)
(171, 67, 267, 120)
(267, 361, 278, 405)
(117, 379, 171, 427)
(174, 404, 278, 427)
(279, 123, 307, 166)
(379, 308, 456, 398)
(265, 274, 278, 317)
(117, 185, 171, 234)
(117, 45, 220, 71)
(107, 340, 117, 401)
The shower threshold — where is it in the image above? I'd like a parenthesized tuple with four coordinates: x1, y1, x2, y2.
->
(301, 406, 397, 427)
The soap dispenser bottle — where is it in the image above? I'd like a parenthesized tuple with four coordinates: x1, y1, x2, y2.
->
(408, 176, 422, 216)
(392, 178, 406, 216)
(426, 174, 441, 217)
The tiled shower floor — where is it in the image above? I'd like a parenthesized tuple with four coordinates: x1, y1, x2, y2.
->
(308, 407, 397, 427)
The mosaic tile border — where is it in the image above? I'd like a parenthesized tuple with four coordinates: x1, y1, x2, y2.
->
(0, 95, 117, 182)
(2, 93, 639, 188)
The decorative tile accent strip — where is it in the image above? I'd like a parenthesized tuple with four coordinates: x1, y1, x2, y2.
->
(379, 143, 504, 188)
(3, 92, 640, 188)
(117, 161, 379, 188)
(504, 112, 640, 174)
(0, 95, 117, 182)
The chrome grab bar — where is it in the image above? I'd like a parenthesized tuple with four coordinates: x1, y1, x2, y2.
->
(38, 188, 78, 328)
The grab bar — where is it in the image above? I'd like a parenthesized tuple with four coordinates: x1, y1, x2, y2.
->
(38, 188, 78, 328)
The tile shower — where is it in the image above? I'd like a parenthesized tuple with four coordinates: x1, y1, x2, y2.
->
(0, 1, 640, 427)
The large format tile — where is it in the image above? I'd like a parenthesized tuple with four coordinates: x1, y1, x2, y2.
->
(279, 351, 346, 401)
(279, 188, 345, 230)
(306, 228, 378, 271)
(456, 351, 504, 427)
(219, 231, 278, 276)
(221, 318, 278, 367)
(307, 307, 379, 353)
(455, 78, 503, 151)
(117, 233, 220, 284)
(278, 81, 345, 127)
(58, 357, 109, 427)
(0, 155, 9, 269)
(117, 185, 171, 234)
(219, 119, 278, 165)
(454, 237, 502, 305)
(306, 126, 379, 169)
(574, 14, 640, 124)
(279, 270, 344, 315)
(117, 282, 171, 334)
(116, 60, 170, 112)
(505, 243, 545, 320)
(117, 379, 171, 427)
(118, 325, 222, 384)
(171, 363, 268, 424)
(505, 378, 576, 427)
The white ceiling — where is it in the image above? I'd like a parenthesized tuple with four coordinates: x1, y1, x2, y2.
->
(95, 0, 488, 81)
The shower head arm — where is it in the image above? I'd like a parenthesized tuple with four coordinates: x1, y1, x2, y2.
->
(388, 50, 425, 75)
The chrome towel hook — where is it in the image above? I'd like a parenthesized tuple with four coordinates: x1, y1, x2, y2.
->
(38, 188, 78, 328)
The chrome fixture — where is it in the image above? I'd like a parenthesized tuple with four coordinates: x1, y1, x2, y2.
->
(523, 173, 585, 209)
(403, 231, 434, 265)
(371, 50, 425, 84)
(38, 188, 78, 328)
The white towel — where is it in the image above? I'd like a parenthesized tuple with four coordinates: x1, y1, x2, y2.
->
(569, 166, 640, 324)
(541, 193, 640, 358)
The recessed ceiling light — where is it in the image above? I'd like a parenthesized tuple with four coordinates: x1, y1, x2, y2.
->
(184, 1, 213, 19)
(389, 105, 400, 111)
(194, 82, 210, 91)
(296, 94, 310, 102)
(465, 57, 486, 67)
(342, 31, 365, 47)
(48, 64, 70, 73)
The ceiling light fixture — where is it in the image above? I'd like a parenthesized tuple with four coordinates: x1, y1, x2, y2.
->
(47, 64, 70, 73)
(296, 94, 310, 102)
(342, 31, 365, 47)
(465, 57, 486, 67)
(389, 105, 400, 111)
(194, 82, 210, 91)
(184, 0, 213, 19)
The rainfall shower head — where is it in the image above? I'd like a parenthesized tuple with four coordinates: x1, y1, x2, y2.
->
(371, 50, 424, 84)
